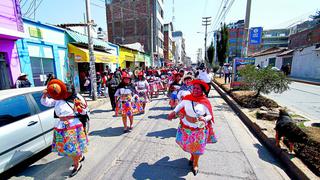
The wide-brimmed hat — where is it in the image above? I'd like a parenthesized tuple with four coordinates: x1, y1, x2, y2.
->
(19, 73, 28, 77)
(47, 79, 67, 100)
(138, 71, 144, 76)
(182, 75, 194, 81)
(190, 79, 209, 92)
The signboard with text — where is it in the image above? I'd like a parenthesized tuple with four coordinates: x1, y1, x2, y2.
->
(249, 27, 263, 45)
(231, 57, 255, 88)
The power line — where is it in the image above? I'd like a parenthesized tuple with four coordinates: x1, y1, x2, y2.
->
(23, 0, 36, 17)
(27, 0, 44, 19)
(211, 0, 224, 30)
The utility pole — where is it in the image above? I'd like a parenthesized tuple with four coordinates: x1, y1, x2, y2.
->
(202, 17, 211, 66)
(104, 0, 109, 41)
(148, 0, 154, 67)
(85, 0, 97, 100)
(242, 0, 252, 57)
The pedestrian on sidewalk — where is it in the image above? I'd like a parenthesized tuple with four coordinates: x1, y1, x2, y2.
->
(168, 79, 217, 176)
(102, 71, 108, 97)
(114, 72, 140, 133)
(41, 79, 88, 177)
(223, 64, 232, 84)
(15, 73, 31, 88)
(107, 72, 119, 111)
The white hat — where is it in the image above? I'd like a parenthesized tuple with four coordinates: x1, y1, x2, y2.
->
(19, 73, 27, 77)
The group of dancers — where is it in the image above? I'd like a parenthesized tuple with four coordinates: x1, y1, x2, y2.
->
(40, 65, 217, 177)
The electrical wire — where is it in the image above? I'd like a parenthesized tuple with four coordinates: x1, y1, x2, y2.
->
(23, 0, 36, 17)
(27, 0, 44, 19)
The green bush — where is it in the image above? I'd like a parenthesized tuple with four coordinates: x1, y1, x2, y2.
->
(239, 65, 291, 97)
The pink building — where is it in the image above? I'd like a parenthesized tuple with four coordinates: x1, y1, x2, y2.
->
(0, 0, 24, 89)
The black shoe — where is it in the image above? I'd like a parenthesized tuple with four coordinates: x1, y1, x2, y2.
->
(188, 160, 193, 166)
(69, 163, 82, 177)
(80, 156, 85, 162)
(123, 129, 129, 133)
(192, 167, 199, 176)
(129, 126, 133, 130)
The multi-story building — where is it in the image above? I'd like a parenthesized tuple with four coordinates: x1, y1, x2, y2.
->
(107, 0, 165, 67)
(172, 31, 185, 65)
(164, 22, 174, 66)
(227, 20, 245, 60)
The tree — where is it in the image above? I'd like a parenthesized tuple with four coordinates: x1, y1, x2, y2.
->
(239, 65, 291, 97)
(216, 23, 229, 77)
(207, 41, 215, 67)
(310, 10, 320, 24)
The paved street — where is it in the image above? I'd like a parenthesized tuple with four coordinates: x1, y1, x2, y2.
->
(265, 82, 320, 123)
(8, 90, 289, 180)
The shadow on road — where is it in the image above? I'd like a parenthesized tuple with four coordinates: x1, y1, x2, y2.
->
(91, 109, 114, 114)
(149, 106, 171, 111)
(148, 114, 168, 120)
(132, 156, 190, 180)
(254, 144, 282, 169)
(89, 127, 124, 137)
(146, 128, 177, 139)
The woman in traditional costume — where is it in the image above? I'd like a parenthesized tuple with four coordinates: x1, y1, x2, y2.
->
(168, 71, 182, 109)
(177, 75, 194, 102)
(168, 79, 217, 176)
(135, 71, 149, 113)
(41, 79, 88, 177)
(115, 72, 141, 133)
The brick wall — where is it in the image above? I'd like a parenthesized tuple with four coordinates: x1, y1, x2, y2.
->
(289, 25, 320, 49)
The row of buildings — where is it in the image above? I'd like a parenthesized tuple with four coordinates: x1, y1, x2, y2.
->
(226, 19, 320, 80)
(0, 0, 156, 91)
(106, 0, 190, 67)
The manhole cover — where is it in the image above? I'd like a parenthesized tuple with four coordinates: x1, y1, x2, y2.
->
(311, 123, 320, 127)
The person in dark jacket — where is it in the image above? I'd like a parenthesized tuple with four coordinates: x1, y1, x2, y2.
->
(107, 72, 119, 110)
(16, 73, 32, 88)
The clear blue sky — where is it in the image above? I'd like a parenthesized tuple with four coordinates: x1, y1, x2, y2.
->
(21, 0, 320, 62)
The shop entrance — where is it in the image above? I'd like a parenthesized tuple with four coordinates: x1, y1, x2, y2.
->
(0, 53, 12, 90)
(77, 62, 104, 92)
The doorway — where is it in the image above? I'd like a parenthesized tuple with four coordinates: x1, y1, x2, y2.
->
(0, 53, 12, 90)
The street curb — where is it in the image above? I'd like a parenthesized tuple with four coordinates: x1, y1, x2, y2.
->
(85, 96, 110, 110)
(290, 78, 320, 86)
(212, 82, 309, 180)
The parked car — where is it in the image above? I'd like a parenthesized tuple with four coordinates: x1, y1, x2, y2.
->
(0, 87, 58, 174)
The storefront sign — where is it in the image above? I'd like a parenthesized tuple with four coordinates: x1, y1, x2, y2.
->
(29, 27, 42, 39)
(231, 57, 255, 87)
(249, 27, 262, 45)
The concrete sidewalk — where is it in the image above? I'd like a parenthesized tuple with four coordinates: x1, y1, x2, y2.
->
(289, 76, 320, 86)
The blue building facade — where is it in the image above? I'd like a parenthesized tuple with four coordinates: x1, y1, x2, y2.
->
(16, 18, 67, 86)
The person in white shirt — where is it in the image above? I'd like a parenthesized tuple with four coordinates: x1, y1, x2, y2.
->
(168, 79, 217, 176)
(197, 67, 211, 97)
(223, 64, 232, 84)
(41, 79, 88, 177)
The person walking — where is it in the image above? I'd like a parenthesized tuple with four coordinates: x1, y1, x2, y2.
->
(223, 64, 232, 84)
(16, 73, 31, 88)
(41, 79, 88, 177)
(107, 72, 119, 111)
(167, 79, 217, 176)
(114, 72, 140, 133)
(135, 71, 149, 113)
(102, 72, 108, 97)
(197, 66, 211, 97)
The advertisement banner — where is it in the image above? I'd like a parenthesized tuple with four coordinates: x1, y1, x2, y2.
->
(249, 27, 263, 45)
(231, 57, 255, 87)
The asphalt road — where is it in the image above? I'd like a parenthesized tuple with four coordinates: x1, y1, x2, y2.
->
(7, 90, 289, 180)
(265, 82, 320, 123)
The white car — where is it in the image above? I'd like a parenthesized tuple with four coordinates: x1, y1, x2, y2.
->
(0, 87, 58, 174)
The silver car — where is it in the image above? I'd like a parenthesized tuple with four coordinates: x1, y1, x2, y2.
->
(0, 87, 58, 174)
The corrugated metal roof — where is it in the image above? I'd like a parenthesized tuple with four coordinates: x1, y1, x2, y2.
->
(277, 49, 294, 57)
(66, 30, 109, 48)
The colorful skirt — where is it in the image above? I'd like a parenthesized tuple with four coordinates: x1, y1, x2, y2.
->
(115, 97, 143, 117)
(52, 119, 88, 157)
(176, 125, 208, 155)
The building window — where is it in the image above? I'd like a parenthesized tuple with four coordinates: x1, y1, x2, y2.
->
(158, 38, 163, 48)
(30, 57, 55, 86)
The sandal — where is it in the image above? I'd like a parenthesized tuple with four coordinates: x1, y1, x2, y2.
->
(69, 163, 82, 177)
(192, 166, 199, 176)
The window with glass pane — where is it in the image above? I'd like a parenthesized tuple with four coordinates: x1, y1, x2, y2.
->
(30, 57, 54, 86)
(31, 92, 52, 112)
(0, 96, 32, 127)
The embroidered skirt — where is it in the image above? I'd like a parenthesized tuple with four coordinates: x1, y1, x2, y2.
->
(176, 125, 208, 155)
(52, 119, 88, 157)
(115, 95, 143, 117)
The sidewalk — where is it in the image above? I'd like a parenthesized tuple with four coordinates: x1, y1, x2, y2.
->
(289, 76, 320, 86)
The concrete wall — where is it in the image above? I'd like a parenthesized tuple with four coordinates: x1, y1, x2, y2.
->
(0, 0, 24, 38)
(254, 53, 282, 69)
(291, 46, 320, 80)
